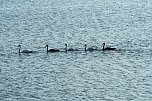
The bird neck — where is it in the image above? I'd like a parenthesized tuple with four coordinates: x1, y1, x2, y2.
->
(85, 45, 87, 52)
(103, 44, 105, 51)
(65, 44, 67, 52)
(46, 45, 48, 53)
(19, 46, 21, 53)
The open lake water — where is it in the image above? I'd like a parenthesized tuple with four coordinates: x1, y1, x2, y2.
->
(0, 0, 152, 100)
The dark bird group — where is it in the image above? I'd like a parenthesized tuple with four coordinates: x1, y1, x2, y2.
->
(18, 43, 116, 54)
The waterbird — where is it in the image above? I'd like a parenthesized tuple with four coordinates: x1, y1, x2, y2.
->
(102, 43, 116, 51)
(18, 45, 35, 53)
(46, 45, 60, 53)
(84, 44, 97, 52)
(65, 44, 78, 52)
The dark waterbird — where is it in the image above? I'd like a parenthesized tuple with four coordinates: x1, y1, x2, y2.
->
(84, 44, 98, 52)
(102, 43, 116, 51)
(65, 44, 78, 52)
(18, 45, 35, 53)
(46, 45, 60, 53)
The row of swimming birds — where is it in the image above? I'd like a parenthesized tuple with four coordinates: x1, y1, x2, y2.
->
(18, 43, 116, 53)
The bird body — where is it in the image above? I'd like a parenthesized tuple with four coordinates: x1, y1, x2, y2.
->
(67, 48, 75, 51)
(84, 44, 97, 52)
(18, 45, 35, 53)
(65, 44, 77, 52)
(102, 43, 116, 51)
(21, 50, 33, 53)
(48, 49, 60, 52)
(46, 45, 59, 53)
(104, 47, 116, 50)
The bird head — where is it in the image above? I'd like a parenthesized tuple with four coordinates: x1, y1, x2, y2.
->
(17, 45, 21, 47)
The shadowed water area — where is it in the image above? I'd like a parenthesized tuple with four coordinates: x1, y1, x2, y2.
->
(0, 0, 152, 101)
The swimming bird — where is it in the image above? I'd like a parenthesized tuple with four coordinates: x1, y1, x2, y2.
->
(65, 44, 77, 52)
(46, 45, 59, 53)
(84, 44, 97, 52)
(18, 45, 34, 53)
(102, 43, 116, 51)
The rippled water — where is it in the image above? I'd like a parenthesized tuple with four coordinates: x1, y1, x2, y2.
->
(0, 0, 152, 101)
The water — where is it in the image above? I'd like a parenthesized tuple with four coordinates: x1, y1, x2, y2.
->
(0, 0, 152, 100)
